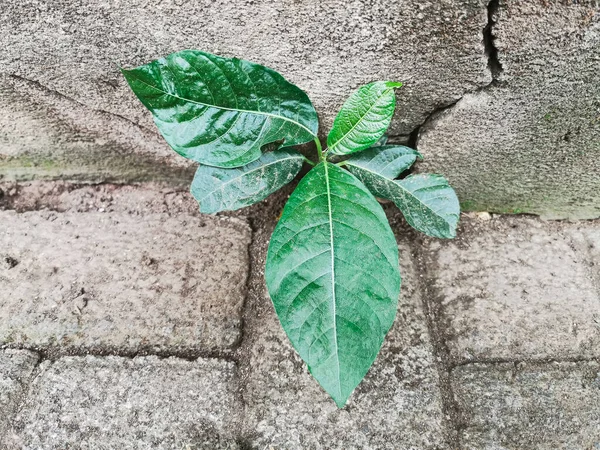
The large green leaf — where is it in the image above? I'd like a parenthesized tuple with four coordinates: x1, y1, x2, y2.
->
(122, 50, 318, 168)
(265, 162, 400, 407)
(344, 145, 421, 179)
(326, 81, 402, 156)
(190, 148, 304, 214)
(346, 155, 460, 238)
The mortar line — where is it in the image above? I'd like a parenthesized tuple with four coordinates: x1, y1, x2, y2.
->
(1, 344, 239, 364)
(409, 234, 464, 448)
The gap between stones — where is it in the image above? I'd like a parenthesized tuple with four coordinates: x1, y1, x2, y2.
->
(410, 233, 465, 446)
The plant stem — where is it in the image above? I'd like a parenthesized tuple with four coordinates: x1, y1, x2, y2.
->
(303, 156, 316, 166)
(315, 138, 324, 162)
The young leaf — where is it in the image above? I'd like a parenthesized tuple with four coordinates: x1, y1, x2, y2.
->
(265, 162, 401, 407)
(326, 81, 402, 156)
(190, 148, 304, 214)
(346, 155, 460, 238)
(122, 50, 318, 168)
(344, 145, 421, 179)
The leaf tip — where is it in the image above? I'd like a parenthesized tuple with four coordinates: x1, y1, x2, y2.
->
(385, 81, 403, 89)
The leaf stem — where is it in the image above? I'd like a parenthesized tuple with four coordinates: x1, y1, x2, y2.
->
(303, 156, 316, 166)
(315, 138, 325, 162)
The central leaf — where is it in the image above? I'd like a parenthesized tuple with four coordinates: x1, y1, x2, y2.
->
(122, 50, 318, 168)
(327, 81, 402, 156)
(265, 162, 401, 407)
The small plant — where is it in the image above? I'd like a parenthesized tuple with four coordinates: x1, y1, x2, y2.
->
(122, 50, 459, 407)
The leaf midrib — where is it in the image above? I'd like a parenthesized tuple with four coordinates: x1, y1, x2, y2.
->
(323, 162, 342, 402)
(327, 87, 394, 154)
(127, 73, 317, 138)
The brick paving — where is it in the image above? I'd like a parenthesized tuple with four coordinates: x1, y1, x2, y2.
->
(1, 182, 599, 449)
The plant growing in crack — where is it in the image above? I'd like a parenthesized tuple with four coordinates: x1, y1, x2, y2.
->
(122, 50, 459, 407)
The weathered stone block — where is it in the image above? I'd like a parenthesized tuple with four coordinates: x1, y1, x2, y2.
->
(425, 217, 600, 363)
(0, 190, 252, 355)
(241, 232, 449, 449)
(0, 350, 39, 445)
(418, 1, 600, 219)
(0, 75, 196, 185)
(452, 361, 600, 449)
(0, 0, 490, 182)
(5, 355, 241, 449)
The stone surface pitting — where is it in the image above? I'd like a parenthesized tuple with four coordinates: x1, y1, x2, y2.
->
(452, 361, 600, 449)
(0, 349, 39, 445)
(5, 355, 241, 449)
(0, 195, 252, 355)
(418, 1, 600, 219)
(425, 217, 600, 363)
(241, 230, 449, 449)
(0, 0, 490, 182)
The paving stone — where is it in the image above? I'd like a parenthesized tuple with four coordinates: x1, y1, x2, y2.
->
(0, 349, 39, 445)
(567, 226, 600, 277)
(240, 227, 449, 450)
(0, 0, 490, 182)
(418, 1, 600, 219)
(425, 217, 600, 363)
(4, 355, 241, 449)
(452, 361, 600, 449)
(0, 193, 252, 355)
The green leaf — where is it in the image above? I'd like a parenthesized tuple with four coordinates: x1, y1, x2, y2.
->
(190, 148, 304, 214)
(265, 162, 400, 407)
(344, 145, 421, 179)
(326, 81, 402, 156)
(346, 155, 460, 238)
(122, 50, 318, 168)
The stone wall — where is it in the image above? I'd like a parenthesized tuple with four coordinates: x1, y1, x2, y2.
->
(1, 0, 598, 218)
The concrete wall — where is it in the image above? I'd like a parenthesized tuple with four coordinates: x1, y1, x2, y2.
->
(0, 0, 598, 218)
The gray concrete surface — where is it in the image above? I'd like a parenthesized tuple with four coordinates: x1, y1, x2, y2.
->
(0, 188, 251, 356)
(452, 362, 600, 449)
(418, 1, 600, 219)
(4, 355, 241, 449)
(0, 75, 196, 185)
(1, 181, 600, 449)
(423, 216, 600, 364)
(0, 350, 39, 446)
(2, 1, 599, 217)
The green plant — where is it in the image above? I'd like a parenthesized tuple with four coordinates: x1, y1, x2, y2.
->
(122, 50, 459, 407)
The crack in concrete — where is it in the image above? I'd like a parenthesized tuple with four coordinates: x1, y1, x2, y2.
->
(407, 0, 505, 152)
(484, 0, 504, 82)
(7, 74, 157, 135)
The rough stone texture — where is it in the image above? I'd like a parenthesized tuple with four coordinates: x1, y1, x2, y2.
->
(0, 349, 39, 445)
(0, 0, 490, 182)
(0, 188, 252, 355)
(239, 214, 450, 449)
(418, 1, 600, 219)
(0, 75, 196, 185)
(424, 216, 600, 364)
(452, 362, 600, 449)
(4, 355, 241, 449)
